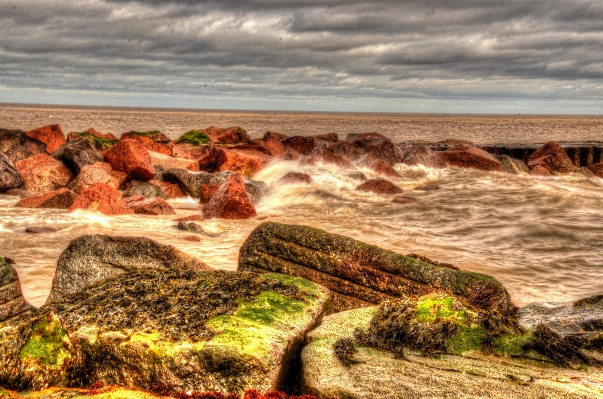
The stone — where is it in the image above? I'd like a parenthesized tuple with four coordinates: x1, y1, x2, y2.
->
(577, 166, 595, 177)
(217, 148, 272, 177)
(529, 164, 554, 176)
(183, 235, 201, 242)
(124, 196, 175, 215)
(356, 179, 403, 194)
(493, 154, 529, 174)
(103, 139, 156, 181)
(67, 162, 120, 194)
(162, 168, 213, 197)
(238, 222, 514, 315)
(203, 173, 257, 220)
(200, 184, 221, 204)
(278, 172, 313, 185)
(209, 170, 268, 204)
(400, 144, 447, 168)
(68, 183, 133, 215)
(148, 150, 200, 172)
(120, 131, 172, 156)
(25, 124, 65, 154)
(5, 188, 33, 198)
(150, 180, 185, 198)
(233, 138, 286, 159)
(371, 160, 402, 178)
(25, 226, 58, 234)
(47, 234, 212, 303)
(0, 257, 32, 322)
(413, 185, 440, 191)
(123, 180, 168, 199)
(204, 125, 251, 144)
(439, 143, 503, 171)
(17, 188, 77, 209)
(15, 154, 73, 194)
(588, 162, 603, 178)
(172, 142, 222, 172)
(392, 195, 417, 204)
(66, 130, 118, 150)
(176, 222, 218, 237)
(324, 133, 404, 167)
(527, 141, 577, 174)
(304, 147, 356, 169)
(0, 153, 23, 192)
(52, 137, 104, 176)
(282, 136, 317, 157)
(311, 133, 339, 143)
(263, 131, 289, 140)
(0, 129, 47, 163)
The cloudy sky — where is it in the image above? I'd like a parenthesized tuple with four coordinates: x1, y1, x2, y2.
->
(1, 0, 603, 113)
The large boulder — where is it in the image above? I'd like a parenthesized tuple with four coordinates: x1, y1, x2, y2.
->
(0, 257, 32, 323)
(67, 162, 121, 194)
(239, 222, 514, 315)
(150, 180, 184, 199)
(217, 148, 272, 177)
(209, 170, 268, 204)
(120, 131, 172, 156)
(162, 168, 213, 197)
(527, 141, 577, 174)
(17, 188, 77, 209)
(15, 154, 73, 193)
(282, 136, 317, 157)
(66, 130, 118, 150)
(439, 143, 503, 171)
(400, 144, 447, 168)
(148, 150, 200, 172)
(172, 142, 222, 172)
(204, 125, 251, 144)
(103, 139, 156, 181)
(0, 153, 23, 192)
(203, 173, 257, 220)
(68, 183, 133, 215)
(124, 196, 176, 215)
(123, 180, 168, 199)
(371, 160, 402, 178)
(47, 234, 212, 303)
(324, 133, 404, 167)
(356, 178, 403, 194)
(0, 129, 47, 163)
(52, 137, 104, 175)
(25, 124, 65, 154)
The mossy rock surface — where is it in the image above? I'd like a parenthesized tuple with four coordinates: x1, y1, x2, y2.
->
(176, 130, 211, 146)
(72, 132, 118, 150)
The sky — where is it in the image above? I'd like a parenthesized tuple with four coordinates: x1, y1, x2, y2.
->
(1, 0, 603, 114)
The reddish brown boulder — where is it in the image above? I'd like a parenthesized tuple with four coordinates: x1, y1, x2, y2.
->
(150, 180, 185, 198)
(527, 141, 577, 174)
(529, 164, 555, 176)
(278, 172, 313, 185)
(68, 183, 133, 215)
(25, 124, 65, 154)
(17, 188, 77, 209)
(0, 129, 47, 163)
(66, 129, 118, 151)
(173, 215, 205, 222)
(401, 145, 447, 169)
(588, 162, 603, 178)
(217, 148, 271, 177)
(283, 136, 316, 157)
(392, 195, 418, 204)
(303, 147, 356, 169)
(356, 178, 403, 194)
(15, 154, 73, 193)
(172, 142, 221, 172)
(326, 133, 404, 167)
(440, 143, 503, 171)
(83, 127, 118, 141)
(264, 131, 288, 140)
(200, 184, 221, 204)
(202, 173, 257, 220)
(125, 196, 176, 215)
(67, 162, 120, 194)
(371, 160, 402, 178)
(183, 235, 201, 242)
(203, 126, 250, 144)
(120, 131, 173, 156)
(103, 139, 156, 181)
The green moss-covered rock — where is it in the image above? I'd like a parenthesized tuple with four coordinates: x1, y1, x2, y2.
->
(71, 132, 118, 150)
(176, 130, 211, 146)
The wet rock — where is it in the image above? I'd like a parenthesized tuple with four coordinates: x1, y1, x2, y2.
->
(304, 147, 357, 169)
(239, 222, 514, 314)
(25, 226, 59, 234)
(264, 131, 289, 140)
(577, 166, 596, 178)
(356, 178, 403, 194)
(203, 173, 257, 220)
(103, 139, 156, 181)
(326, 133, 404, 167)
(176, 222, 217, 237)
(217, 148, 272, 177)
(413, 184, 440, 191)
(183, 235, 201, 242)
(15, 154, 73, 194)
(66, 129, 118, 151)
(149, 150, 200, 172)
(400, 144, 447, 169)
(0, 129, 47, 163)
(67, 162, 120, 194)
(311, 133, 339, 143)
(439, 143, 503, 171)
(278, 172, 313, 185)
(68, 183, 133, 215)
(172, 142, 222, 172)
(47, 234, 212, 303)
(0, 257, 32, 322)
(529, 164, 555, 176)
(162, 168, 213, 197)
(123, 180, 168, 199)
(392, 195, 417, 204)
(528, 141, 577, 174)
(124, 196, 175, 215)
(493, 154, 529, 174)
(210, 170, 268, 204)
(25, 124, 65, 154)
(17, 188, 77, 209)
(150, 180, 185, 198)
(200, 183, 220, 204)
(342, 171, 368, 182)
(371, 160, 402, 178)
(120, 131, 173, 156)
(52, 137, 104, 176)
(204, 125, 251, 144)
(0, 153, 23, 192)
(283, 136, 317, 157)
(5, 188, 33, 198)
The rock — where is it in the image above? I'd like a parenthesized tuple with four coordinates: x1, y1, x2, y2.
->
(304, 147, 357, 169)
(356, 179, 403, 194)
(148, 150, 200, 172)
(103, 139, 156, 181)
(301, 306, 603, 399)
(282, 136, 317, 157)
(493, 154, 529, 174)
(2, 269, 328, 394)
(263, 131, 289, 140)
(528, 141, 577, 174)
(17, 188, 77, 209)
(0, 153, 23, 192)
(25, 124, 65, 154)
(124, 196, 175, 215)
(123, 180, 168, 199)
(25, 226, 59, 234)
(67, 162, 120, 194)
(371, 160, 402, 178)
(172, 142, 222, 172)
(68, 183, 133, 215)
(47, 234, 212, 303)
(588, 162, 603, 178)
(400, 144, 447, 168)
(529, 164, 554, 176)
(238, 222, 514, 314)
(200, 184, 221, 204)
(392, 195, 417, 204)
(15, 154, 73, 193)
(162, 168, 213, 197)
(66, 130, 118, 150)
(311, 133, 339, 143)
(150, 180, 185, 198)
(204, 125, 251, 144)
(413, 185, 440, 191)
(0, 257, 32, 322)
(52, 137, 104, 176)
(577, 166, 596, 177)
(174, 129, 211, 146)
(234, 138, 286, 158)
(0, 129, 47, 163)
(278, 172, 313, 185)
(203, 173, 257, 220)
(176, 222, 217, 237)
(173, 215, 205, 222)
(5, 188, 33, 198)
(217, 148, 272, 177)
(210, 170, 268, 203)
(120, 131, 172, 156)
(325, 133, 404, 167)
(439, 143, 503, 171)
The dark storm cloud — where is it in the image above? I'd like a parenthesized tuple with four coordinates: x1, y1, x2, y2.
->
(2, 0, 603, 111)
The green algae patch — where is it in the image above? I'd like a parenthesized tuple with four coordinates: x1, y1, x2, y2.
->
(128, 130, 161, 137)
(261, 273, 322, 298)
(493, 331, 534, 356)
(74, 132, 118, 150)
(176, 130, 211, 146)
(20, 314, 71, 366)
(447, 326, 486, 355)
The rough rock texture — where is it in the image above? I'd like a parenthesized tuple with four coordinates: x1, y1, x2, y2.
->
(200, 184, 220, 204)
(120, 131, 173, 156)
(528, 141, 577, 174)
(25, 125, 65, 154)
(371, 160, 402, 178)
(66, 130, 118, 150)
(68, 183, 133, 215)
(15, 154, 73, 194)
(329, 133, 405, 167)
(0, 129, 47, 163)
(162, 168, 213, 197)
(172, 142, 222, 172)
(238, 222, 514, 315)
(17, 188, 77, 209)
(493, 154, 529, 174)
(529, 164, 555, 176)
(103, 139, 156, 181)
(123, 180, 168, 199)
(400, 144, 447, 168)
(47, 234, 212, 303)
(217, 148, 272, 177)
(282, 136, 317, 157)
(125, 196, 176, 215)
(5, 188, 34, 198)
(301, 307, 603, 399)
(149, 180, 184, 198)
(67, 162, 120, 194)
(52, 137, 104, 176)
(278, 172, 313, 185)
(0, 153, 23, 192)
(264, 131, 288, 141)
(177, 222, 217, 238)
(356, 179, 403, 194)
(304, 147, 357, 169)
(203, 173, 257, 220)
(204, 125, 251, 144)
(148, 150, 200, 172)
(311, 133, 339, 143)
(440, 143, 503, 171)
(0, 257, 32, 323)
(209, 170, 268, 204)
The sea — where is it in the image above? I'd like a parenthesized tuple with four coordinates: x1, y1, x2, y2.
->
(1, 103, 603, 308)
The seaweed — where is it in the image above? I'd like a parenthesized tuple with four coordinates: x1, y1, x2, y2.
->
(333, 337, 362, 367)
(73, 132, 117, 150)
(176, 130, 211, 146)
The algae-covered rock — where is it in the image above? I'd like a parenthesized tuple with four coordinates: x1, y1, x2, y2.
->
(0, 257, 33, 323)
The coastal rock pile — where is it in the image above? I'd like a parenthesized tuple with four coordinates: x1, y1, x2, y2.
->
(0, 258, 32, 323)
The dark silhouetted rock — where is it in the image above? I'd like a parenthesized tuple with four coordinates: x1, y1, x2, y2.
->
(25, 124, 65, 154)
(202, 173, 257, 220)
(68, 183, 133, 215)
(413, 185, 440, 191)
(0, 257, 33, 322)
(162, 168, 213, 197)
(15, 154, 73, 193)
(52, 137, 104, 176)
(356, 179, 403, 194)
(18, 188, 77, 209)
(125, 196, 175, 215)
(440, 144, 503, 171)
(25, 226, 59, 234)
(103, 139, 156, 181)
(527, 141, 577, 174)
(0, 153, 23, 192)
(0, 129, 47, 163)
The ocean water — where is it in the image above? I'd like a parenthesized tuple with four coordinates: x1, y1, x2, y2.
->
(1, 104, 602, 308)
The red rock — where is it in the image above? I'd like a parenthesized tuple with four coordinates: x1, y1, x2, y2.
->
(203, 126, 250, 144)
(148, 151, 200, 172)
(392, 195, 418, 204)
(183, 235, 201, 242)
(529, 164, 555, 176)
(173, 215, 205, 222)
(439, 144, 503, 171)
(311, 133, 339, 143)
(25, 124, 65, 153)
(264, 131, 288, 140)
(15, 154, 73, 193)
(84, 128, 118, 141)
(328, 133, 404, 167)
(283, 136, 316, 156)
(68, 183, 133, 215)
(356, 178, 403, 194)
(401, 145, 447, 168)
(278, 172, 313, 185)
(103, 139, 156, 181)
(172, 142, 222, 172)
(120, 131, 173, 156)
(303, 147, 357, 169)
(371, 160, 402, 178)
(202, 173, 256, 220)
(217, 148, 271, 177)
(150, 180, 185, 199)
(125, 196, 176, 215)
(68, 162, 120, 194)
(588, 162, 603, 178)
(17, 188, 77, 209)
(527, 141, 577, 174)
(200, 184, 221, 204)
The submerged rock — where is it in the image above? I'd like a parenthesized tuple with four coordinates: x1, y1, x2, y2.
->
(356, 178, 403, 194)
(493, 154, 529, 174)
(0, 257, 32, 323)
(278, 172, 313, 185)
